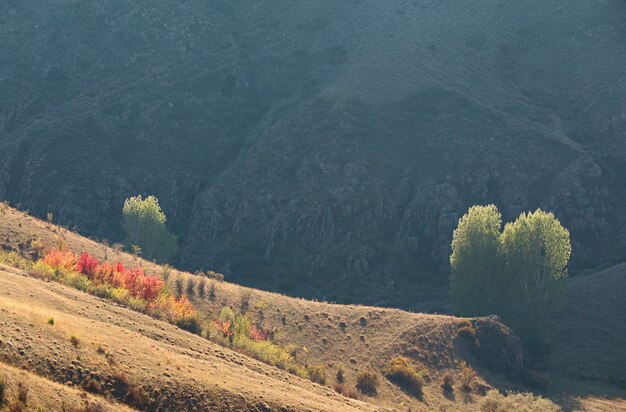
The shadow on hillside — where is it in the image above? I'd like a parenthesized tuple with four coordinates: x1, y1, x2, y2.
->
(455, 326, 626, 412)
(443, 387, 455, 401)
(548, 376, 626, 412)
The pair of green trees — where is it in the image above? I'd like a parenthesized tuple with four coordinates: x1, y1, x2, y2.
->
(449, 205, 571, 354)
(122, 195, 178, 263)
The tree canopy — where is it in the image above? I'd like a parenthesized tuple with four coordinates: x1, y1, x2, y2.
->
(122, 195, 178, 263)
(449, 205, 571, 355)
(449, 204, 502, 316)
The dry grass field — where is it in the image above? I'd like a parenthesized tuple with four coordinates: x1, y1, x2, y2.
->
(0, 205, 624, 411)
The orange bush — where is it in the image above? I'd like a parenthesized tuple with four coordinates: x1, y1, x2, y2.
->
(43, 248, 77, 271)
(212, 320, 233, 338)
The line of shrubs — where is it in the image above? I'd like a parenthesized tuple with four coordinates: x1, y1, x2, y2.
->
(33, 248, 200, 332)
(12, 247, 318, 383)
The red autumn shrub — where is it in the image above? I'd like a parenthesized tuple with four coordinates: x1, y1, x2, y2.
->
(43, 249, 165, 302)
(123, 267, 144, 296)
(43, 249, 77, 271)
(77, 251, 99, 277)
(140, 275, 164, 301)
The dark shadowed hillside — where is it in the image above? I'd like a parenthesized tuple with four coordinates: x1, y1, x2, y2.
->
(1, 0, 626, 309)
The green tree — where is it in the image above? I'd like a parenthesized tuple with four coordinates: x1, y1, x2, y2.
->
(499, 209, 571, 350)
(449, 205, 502, 316)
(122, 195, 178, 262)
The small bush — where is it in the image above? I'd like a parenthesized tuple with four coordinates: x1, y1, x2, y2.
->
(126, 384, 150, 409)
(29, 261, 55, 280)
(307, 364, 326, 384)
(112, 370, 130, 387)
(17, 382, 28, 404)
(336, 366, 345, 383)
(82, 402, 107, 412)
(209, 282, 216, 301)
(186, 278, 196, 296)
(174, 278, 184, 298)
(356, 371, 379, 396)
(198, 278, 206, 297)
(7, 399, 24, 412)
(70, 335, 80, 347)
(333, 383, 362, 400)
(47, 316, 54, 325)
(0, 374, 6, 405)
(240, 292, 251, 313)
(161, 265, 172, 281)
(441, 372, 454, 392)
(207, 271, 225, 282)
(0, 251, 32, 271)
(385, 356, 425, 398)
(457, 325, 477, 341)
(83, 379, 103, 394)
(479, 389, 560, 412)
(460, 361, 476, 391)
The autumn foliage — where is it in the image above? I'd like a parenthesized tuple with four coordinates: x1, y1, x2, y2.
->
(44, 249, 77, 271)
(40, 249, 197, 329)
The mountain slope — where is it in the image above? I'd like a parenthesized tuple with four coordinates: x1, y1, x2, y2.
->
(1, 206, 625, 411)
(0, 265, 377, 411)
(1, 1, 625, 307)
(549, 263, 626, 385)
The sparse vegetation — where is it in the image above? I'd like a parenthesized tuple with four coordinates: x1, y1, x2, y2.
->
(16, 382, 28, 405)
(186, 277, 196, 296)
(336, 366, 345, 383)
(83, 379, 103, 394)
(198, 278, 206, 297)
(459, 361, 476, 391)
(174, 277, 184, 298)
(385, 356, 426, 398)
(208, 282, 216, 301)
(70, 335, 80, 347)
(333, 383, 362, 400)
(441, 372, 454, 393)
(356, 371, 378, 396)
(0, 251, 31, 270)
(208, 306, 307, 378)
(240, 292, 251, 313)
(479, 390, 561, 412)
(0, 374, 6, 405)
(307, 365, 326, 384)
(7, 398, 25, 412)
(47, 316, 54, 326)
(457, 323, 477, 341)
